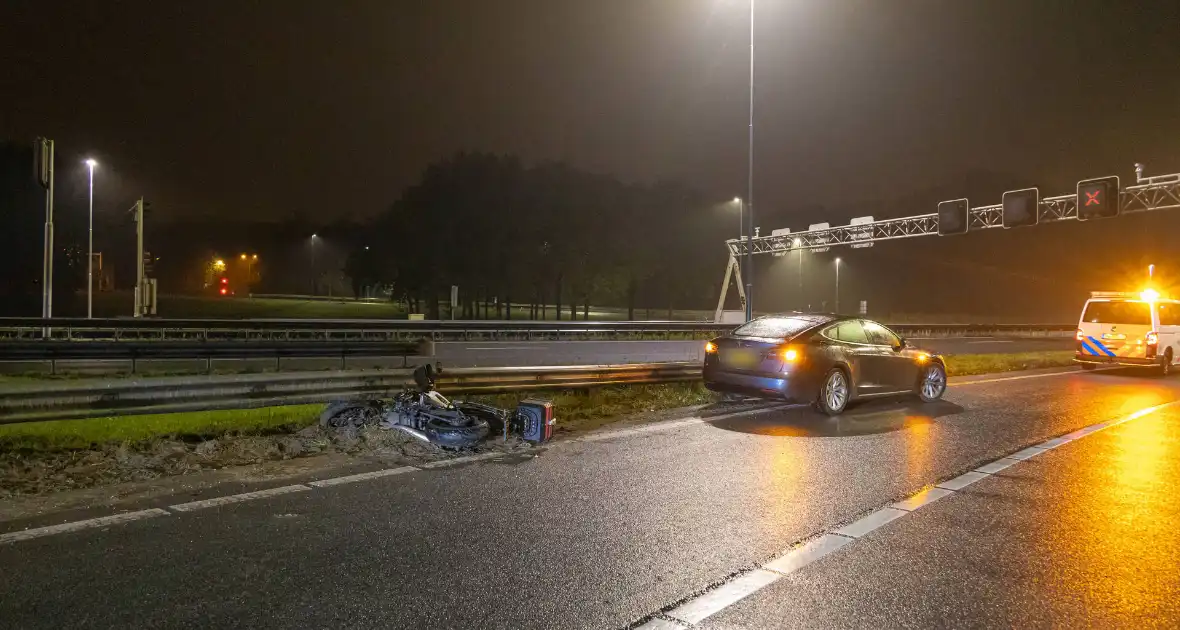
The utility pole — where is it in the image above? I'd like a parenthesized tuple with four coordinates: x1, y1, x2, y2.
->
(133, 197, 145, 317)
(35, 138, 55, 323)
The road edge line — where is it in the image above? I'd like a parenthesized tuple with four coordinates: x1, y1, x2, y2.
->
(0, 508, 170, 545)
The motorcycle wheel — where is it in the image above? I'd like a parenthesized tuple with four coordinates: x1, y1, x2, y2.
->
(423, 417, 490, 449)
(453, 404, 507, 435)
(320, 401, 381, 429)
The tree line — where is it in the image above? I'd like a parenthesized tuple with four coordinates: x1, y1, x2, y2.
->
(346, 152, 731, 320)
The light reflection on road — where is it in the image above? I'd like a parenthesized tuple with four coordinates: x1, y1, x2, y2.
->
(1041, 403, 1180, 622)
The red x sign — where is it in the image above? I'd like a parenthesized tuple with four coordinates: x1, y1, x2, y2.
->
(1085, 190, 1101, 206)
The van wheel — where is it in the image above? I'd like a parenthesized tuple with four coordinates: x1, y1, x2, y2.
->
(1160, 349, 1173, 377)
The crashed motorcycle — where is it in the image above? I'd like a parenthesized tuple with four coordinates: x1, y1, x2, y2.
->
(319, 364, 554, 448)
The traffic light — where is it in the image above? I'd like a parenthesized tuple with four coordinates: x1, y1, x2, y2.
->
(219, 277, 229, 295)
(1076, 176, 1119, 221)
(937, 198, 969, 235)
(1002, 188, 1039, 228)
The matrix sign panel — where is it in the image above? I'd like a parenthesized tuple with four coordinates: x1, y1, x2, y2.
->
(1002, 188, 1039, 228)
(1076, 176, 1120, 221)
(937, 198, 969, 235)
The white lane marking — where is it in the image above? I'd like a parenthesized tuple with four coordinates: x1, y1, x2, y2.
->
(950, 370, 1077, 387)
(833, 507, 908, 538)
(667, 569, 781, 625)
(309, 466, 418, 487)
(967, 340, 1015, 344)
(974, 457, 1022, 474)
(418, 452, 506, 468)
(890, 487, 955, 512)
(763, 534, 853, 575)
(168, 484, 311, 512)
(570, 404, 796, 444)
(1036, 436, 1074, 449)
(574, 418, 705, 443)
(0, 509, 170, 544)
(636, 617, 690, 629)
(463, 346, 539, 351)
(937, 471, 989, 491)
(1007, 445, 1049, 460)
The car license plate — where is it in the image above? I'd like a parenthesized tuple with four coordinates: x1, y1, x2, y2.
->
(723, 349, 758, 368)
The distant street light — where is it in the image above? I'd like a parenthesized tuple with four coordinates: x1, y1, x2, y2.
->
(85, 159, 97, 319)
(794, 238, 804, 310)
(834, 257, 842, 314)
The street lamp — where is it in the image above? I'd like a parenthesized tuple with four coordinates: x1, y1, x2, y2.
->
(834, 257, 842, 314)
(85, 159, 97, 319)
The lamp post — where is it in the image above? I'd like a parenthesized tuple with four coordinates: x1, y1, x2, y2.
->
(310, 234, 320, 295)
(744, 0, 755, 322)
(794, 238, 803, 311)
(834, 257, 842, 314)
(85, 159, 97, 319)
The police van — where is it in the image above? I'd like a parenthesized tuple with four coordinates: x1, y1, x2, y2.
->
(1075, 290, 1180, 374)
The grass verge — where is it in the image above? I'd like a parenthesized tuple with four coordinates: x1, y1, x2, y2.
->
(943, 351, 1075, 377)
(0, 383, 716, 453)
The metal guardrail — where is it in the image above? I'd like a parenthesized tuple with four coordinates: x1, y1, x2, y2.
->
(0, 340, 422, 374)
(0, 317, 731, 342)
(0, 363, 703, 424)
(0, 317, 1073, 343)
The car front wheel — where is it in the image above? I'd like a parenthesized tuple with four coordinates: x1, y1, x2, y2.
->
(815, 368, 850, 416)
(918, 362, 947, 402)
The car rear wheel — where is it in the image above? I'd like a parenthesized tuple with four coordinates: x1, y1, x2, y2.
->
(918, 363, 947, 402)
(815, 368, 849, 416)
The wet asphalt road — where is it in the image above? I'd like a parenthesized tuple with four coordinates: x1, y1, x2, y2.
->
(0, 367, 1173, 629)
(701, 394, 1180, 629)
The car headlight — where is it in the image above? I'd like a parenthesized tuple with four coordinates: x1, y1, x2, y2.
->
(705, 341, 718, 354)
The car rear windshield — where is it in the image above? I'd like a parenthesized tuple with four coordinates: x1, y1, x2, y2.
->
(732, 316, 817, 339)
(1082, 301, 1151, 325)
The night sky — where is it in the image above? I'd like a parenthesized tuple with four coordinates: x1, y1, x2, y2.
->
(3, 1, 1180, 319)
(4, 0, 1176, 222)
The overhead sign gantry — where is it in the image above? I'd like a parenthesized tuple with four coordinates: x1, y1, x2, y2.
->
(715, 164, 1180, 322)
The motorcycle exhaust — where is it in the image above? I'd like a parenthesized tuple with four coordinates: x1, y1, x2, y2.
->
(391, 426, 432, 443)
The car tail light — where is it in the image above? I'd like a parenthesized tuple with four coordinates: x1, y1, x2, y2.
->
(1076, 328, 1085, 341)
(705, 341, 718, 354)
(778, 347, 799, 362)
(1147, 331, 1159, 346)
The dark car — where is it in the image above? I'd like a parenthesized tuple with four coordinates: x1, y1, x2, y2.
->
(703, 313, 946, 415)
